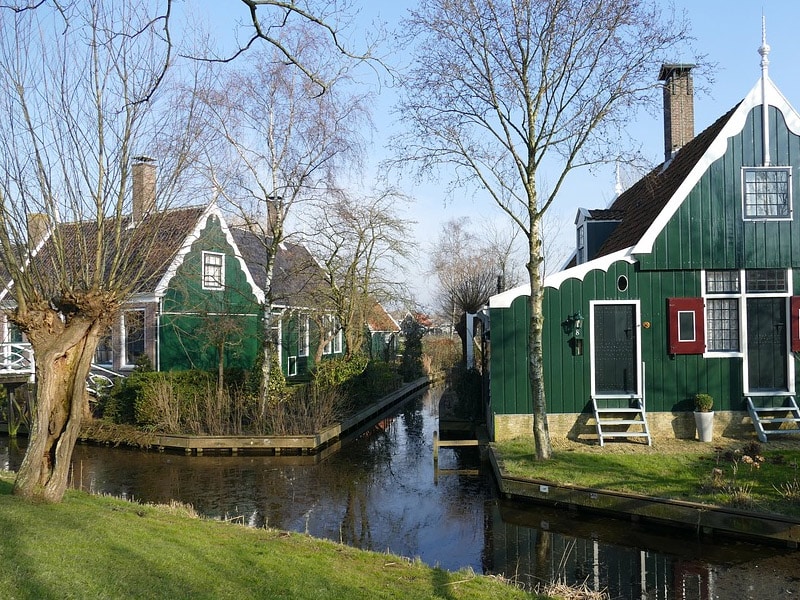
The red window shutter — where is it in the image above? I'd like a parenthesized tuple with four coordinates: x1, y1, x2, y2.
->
(667, 298, 705, 355)
(791, 296, 800, 352)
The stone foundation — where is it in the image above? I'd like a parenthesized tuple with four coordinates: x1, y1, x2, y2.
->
(492, 411, 758, 443)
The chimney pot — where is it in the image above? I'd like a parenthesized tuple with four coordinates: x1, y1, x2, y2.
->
(659, 64, 695, 162)
(132, 157, 157, 221)
(26, 213, 49, 247)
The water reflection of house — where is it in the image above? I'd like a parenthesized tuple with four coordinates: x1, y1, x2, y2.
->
(483, 36, 800, 444)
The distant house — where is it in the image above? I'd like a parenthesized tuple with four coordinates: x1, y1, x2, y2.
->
(366, 301, 400, 360)
(0, 160, 343, 380)
(486, 45, 800, 444)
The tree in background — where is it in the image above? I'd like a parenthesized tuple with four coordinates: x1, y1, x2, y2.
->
(0, 2, 203, 502)
(200, 27, 369, 418)
(304, 189, 411, 364)
(430, 217, 523, 360)
(396, 0, 694, 459)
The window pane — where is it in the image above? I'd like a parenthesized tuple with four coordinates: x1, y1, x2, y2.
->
(706, 271, 739, 294)
(203, 253, 224, 288)
(125, 311, 145, 364)
(677, 311, 695, 342)
(743, 168, 791, 218)
(745, 269, 787, 293)
(706, 298, 739, 352)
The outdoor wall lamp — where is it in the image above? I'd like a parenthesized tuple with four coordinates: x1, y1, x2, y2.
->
(563, 311, 584, 356)
(563, 311, 584, 338)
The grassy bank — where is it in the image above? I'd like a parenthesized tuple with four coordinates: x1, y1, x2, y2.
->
(0, 472, 541, 600)
(496, 437, 800, 518)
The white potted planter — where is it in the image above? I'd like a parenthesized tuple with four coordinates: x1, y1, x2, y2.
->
(693, 393, 714, 442)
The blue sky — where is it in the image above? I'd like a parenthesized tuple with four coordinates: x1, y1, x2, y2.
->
(185, 1, 800, 308)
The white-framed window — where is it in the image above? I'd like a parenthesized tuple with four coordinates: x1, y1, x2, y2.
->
(703, 269, 790, 356)
(202, 251, 225, 289)
(297, 313, 309, 357)
(742, 167, 792, 220)
(122, 309, 146, 367)
(288, 356, 297, 376)
(705, 271, 741, 353)
(323, 315, 343, 355)
(576, 225, 585, 264)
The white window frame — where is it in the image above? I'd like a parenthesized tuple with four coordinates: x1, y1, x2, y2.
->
(297, 313, 309, 357)
(322, 315, 342, 355)
(576, 225, 585, 265)
(288, 355, 297, 376)
(122, 309, 146, 368)
(202, 251, 225, 290)
(741, 166, 792, 221)
(588, 300, 642, 399)
(702, 269, 793, 363)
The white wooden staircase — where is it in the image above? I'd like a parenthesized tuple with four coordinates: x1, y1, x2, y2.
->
(591, 395, 652, 447)
(746, 395, 800, 443)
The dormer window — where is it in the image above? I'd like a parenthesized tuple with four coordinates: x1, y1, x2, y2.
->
(576, 225, 585, 264)
(742, 167, 791, 220)
(202, 251, 225, 289)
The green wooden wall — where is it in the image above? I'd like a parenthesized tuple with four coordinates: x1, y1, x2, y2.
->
(641, 106, 800, 271)
(493, 261, 758, 417)
(160, 214, 261, 372)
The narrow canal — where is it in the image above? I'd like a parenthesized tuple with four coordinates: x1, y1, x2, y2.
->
(2, 386, 800, 598)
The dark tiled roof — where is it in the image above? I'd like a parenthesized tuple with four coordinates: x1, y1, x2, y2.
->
(231, 228, 327, 307)
(587, 209, 624, 221)
(592, 103, 741, 258)
(18, 206, 206, 297)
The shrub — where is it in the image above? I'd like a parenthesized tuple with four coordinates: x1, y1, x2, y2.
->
(422, 336, 461, 375)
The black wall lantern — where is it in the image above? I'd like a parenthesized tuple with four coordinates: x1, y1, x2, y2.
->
(563, 311, 584, 356)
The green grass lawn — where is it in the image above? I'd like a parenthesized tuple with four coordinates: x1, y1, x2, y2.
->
(0, 472, 542, 600)
(495, 438, 800, 518)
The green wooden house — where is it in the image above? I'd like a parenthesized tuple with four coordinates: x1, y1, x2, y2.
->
(486, 48, 800, 444)
(98, 203, 344, 378)
(1, 162, 344, 380)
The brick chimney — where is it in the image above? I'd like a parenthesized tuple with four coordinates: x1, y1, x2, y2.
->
(132, 156, 157, 221)
(658, 64, 695, 162)
(26, 213, 49, 246)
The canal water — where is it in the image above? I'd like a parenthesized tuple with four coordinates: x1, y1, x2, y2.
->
(2, 387, 800, 599)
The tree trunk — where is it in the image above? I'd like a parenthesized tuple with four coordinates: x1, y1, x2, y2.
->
(13, 323, 100, 502)
(528, 217, 552, 460)
(258, 305, 275, 418)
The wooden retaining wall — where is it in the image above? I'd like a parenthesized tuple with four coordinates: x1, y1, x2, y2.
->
(488, 447, 800, 548)
(147, 377, 430, 455)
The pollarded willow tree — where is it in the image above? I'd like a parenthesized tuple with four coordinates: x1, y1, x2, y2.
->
(199, 29, 370, 417)
(395, 0, 695, 459)
(0, 1, 207, 502)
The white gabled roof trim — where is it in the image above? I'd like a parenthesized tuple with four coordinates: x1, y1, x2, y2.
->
(634, 76, 800, 255)
(489, 248, 636, 308)
(153, 203, 265, 304)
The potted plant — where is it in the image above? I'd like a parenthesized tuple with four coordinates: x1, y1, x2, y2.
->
(693, 393, 714, 442)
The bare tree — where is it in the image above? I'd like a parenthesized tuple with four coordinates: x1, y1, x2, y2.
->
(304, 188, 411, 363)
(429, 217, 522, 358)
(200, 29, 369, 416)
(0, 2, 202, 501)
(395, 0, 694, 459)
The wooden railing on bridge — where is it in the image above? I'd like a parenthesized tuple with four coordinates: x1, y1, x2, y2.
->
(0, 343, 34, 380)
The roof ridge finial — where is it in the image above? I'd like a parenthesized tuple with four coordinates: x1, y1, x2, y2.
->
(759, 14, 770, 74)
